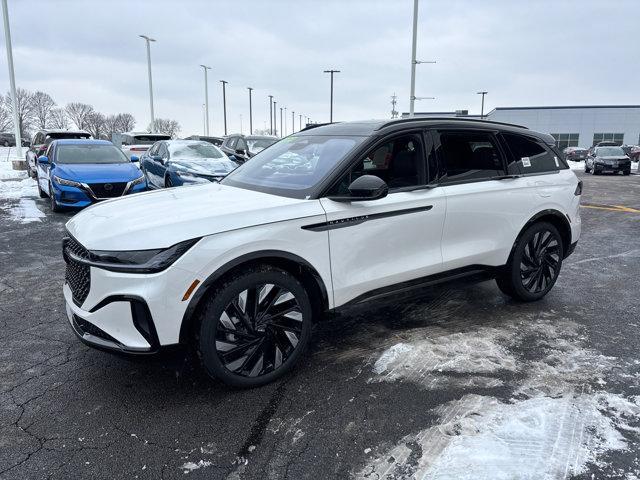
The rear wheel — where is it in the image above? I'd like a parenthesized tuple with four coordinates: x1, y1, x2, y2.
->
(165, 175, 173, 188)
(196, 265, 313, 388)
(623, 169, 631, 176)
(496, 222, 563, 302)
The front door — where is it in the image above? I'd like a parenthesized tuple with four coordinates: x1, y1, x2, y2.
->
(319, 131, 446, 307)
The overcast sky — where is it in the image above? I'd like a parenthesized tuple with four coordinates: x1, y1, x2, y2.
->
(1, 0, 638, 136)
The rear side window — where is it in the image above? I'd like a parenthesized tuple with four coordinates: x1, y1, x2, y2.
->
(502, 133, 565, 173)
(437, 131, 505, 182)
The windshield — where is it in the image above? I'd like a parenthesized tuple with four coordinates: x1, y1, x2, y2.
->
(246, 137, 277, 153)
(169, 142, 225, 159)
(56, 144, 130, 164)
(222, 135, 366, 198)
(596, 147, 625, 156)
(132, 135, 171, 145)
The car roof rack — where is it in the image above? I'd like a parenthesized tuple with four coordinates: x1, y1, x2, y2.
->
(376, 117, 529, 130)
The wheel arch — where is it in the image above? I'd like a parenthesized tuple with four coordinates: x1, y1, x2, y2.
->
(509, 209, 572, 263)
(178, 250, 330, 344)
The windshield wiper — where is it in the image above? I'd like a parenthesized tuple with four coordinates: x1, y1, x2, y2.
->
(494, 174, 521, 180)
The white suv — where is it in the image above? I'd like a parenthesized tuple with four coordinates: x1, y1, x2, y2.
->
(63, 119, 582, 387)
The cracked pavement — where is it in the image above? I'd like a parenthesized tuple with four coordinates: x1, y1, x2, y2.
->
(1, 171, 639, 479)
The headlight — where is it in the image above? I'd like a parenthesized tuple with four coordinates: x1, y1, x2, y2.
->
(176, 171, 207, 182)
(53, 175, 83, 188)
(129, 175, 146, 186)
(66, 238, 200, 273)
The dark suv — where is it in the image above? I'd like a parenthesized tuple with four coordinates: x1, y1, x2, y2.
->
(220, 134, 278, 163)
(26, 129, 91, 178)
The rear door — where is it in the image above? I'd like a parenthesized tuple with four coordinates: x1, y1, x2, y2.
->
(320, 130, 447, 307)
(435, 128, 535, 270)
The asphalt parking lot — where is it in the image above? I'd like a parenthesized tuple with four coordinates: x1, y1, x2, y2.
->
(1, 170, 639, 479)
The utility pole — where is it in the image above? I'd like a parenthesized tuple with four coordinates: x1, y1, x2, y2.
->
(323, 69, 340, 122)
(2, 0, 22, 159)
(200, 65, 211, 135)
(139, 35, 156, 131)
(273, 101, 277, 136)
(220, 80, 228, 135)
(268, 95, 274, 135)
(408, 0, 436, 117)
(247, 87, 253, 135)
(477, 91, 488, 118)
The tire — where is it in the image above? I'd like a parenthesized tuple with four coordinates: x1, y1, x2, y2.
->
(36, 174, 46, 198)
(3, 141, 8, 147)
(196, 265, 313, 388)
(623, 169, 630, 176)
(49, 182, 61, 212)
(584, 164, 590, 173)
(496, 222, 563, 302)
(165, 175, 173, 188)
(591, 167, 599, 175)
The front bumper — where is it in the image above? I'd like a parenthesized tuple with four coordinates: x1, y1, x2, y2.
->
(52, 180, 147, 208)
(593, 161, 631, 172)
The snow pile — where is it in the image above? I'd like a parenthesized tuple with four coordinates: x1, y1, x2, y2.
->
(7, 198, 46, 223)
(360, 315, 639, 478)
(0, 177, 38, 201)
(0, 159, 27, 180)
(567, 160, 585, 171)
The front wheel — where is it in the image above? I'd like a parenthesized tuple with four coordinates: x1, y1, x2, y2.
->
(623, 169, 630, 176)
(36, 174, 46, 198)
(196, 265, 313, 388)
(496, 222, 563, 302)
(49, 182, 61, 212)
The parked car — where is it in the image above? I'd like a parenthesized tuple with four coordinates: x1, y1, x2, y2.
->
(62, 118, 581, 387)
(562, 146, 588, 162)
(620, 144, 635, 157)
(628, 145, 640, 161)
(220, 134, 278, 163)
(36, 139, 146, 212)
(183, 135, 224, 146)
(120, 132, 172, 160)
(140, 140, 238, 188)
(26, 129, 91, 178)
(0, 132, 30, 147)
(585, 146, 631, 175)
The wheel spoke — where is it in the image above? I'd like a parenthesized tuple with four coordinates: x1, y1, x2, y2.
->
(219, 337, 263, 364)
(269, 315, 303, 335)
(235, 341, 265, 376)
(226, 300, 254, 334)
(268, 299, 298, 319)
(245, 286, 259, 320)
(259, 285, 283, 316)
(217, 326, 256, 341)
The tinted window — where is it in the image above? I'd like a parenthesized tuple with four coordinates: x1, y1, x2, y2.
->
(169, 142, 225, 159)
(502, 133, 563, 173)
(132, 134, 172, 144)
(227, 137, 238, 149)
(328, 133, 425, 194)
(237, 138, 248, 151)
(56, 144, 129, 164)
(438, 131, 504, 182)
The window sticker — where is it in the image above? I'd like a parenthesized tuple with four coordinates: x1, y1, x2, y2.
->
(521, 157, 531, 167)
(554, 156, 559, 167)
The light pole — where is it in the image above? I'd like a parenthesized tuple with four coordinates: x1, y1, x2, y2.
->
(323, 69, 340, 122)
(284, 107, 287, 136)
(292, 111, 295, 133)
(408, 0, 436, 117)
(273, 101, 277, 136)
(220, 80, 228, 135)
(202, 103, 205, 135)
(477, 91, 488, 118)
(247, 87, 253, 135)
(299, 114, 302, 130)
(200, 65, 211, 135)
(280, 107, 283, 138)
(2, 0, 22, 159)
(139, 35, 156, 132)
(268, 95, 273, 135)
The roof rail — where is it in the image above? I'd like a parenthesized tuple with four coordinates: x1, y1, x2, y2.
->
(376, 117, 529, 130)
(299, 122, 336, 132)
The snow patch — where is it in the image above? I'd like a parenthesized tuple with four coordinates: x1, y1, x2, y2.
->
(5, 198, 46, 223)
(0, 177, 38, 200)
(567, 160, 585, 171)
(180, 460, 213, 474)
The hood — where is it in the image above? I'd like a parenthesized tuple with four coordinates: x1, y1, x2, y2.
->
(170, 158, 238, 176)
(54, 162, 141, 183)
(65, 183, 325, 250)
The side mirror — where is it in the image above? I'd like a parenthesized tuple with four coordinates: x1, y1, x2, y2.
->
(151, 155, 163, 163)
(235, 148, 246, 156)
(37, 155, 49, 164)
(130, 155, 139, 162)
(328, 175, 388, 202)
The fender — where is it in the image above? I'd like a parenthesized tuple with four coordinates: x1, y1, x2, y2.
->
(178, 249, 330, 344)
(509, 209, 572, 262)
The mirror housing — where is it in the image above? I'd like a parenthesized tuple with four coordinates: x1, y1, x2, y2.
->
(328, 175, 388, 202)
(130, 155, 139, 162)
(37, 155, 49, 164)
(151, 155, 163, 163)
(235, 148, 246, 156)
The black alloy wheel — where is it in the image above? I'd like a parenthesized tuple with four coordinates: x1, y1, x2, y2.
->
(496, 222, 563, 301)
(197, 265, 312, 388)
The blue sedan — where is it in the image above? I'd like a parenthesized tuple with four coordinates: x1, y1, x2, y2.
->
(36, 139, 147, 212)
(140, 140, 238, 188)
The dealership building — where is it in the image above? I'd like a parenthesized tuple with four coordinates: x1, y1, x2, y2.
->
(404, 105, 640, 149)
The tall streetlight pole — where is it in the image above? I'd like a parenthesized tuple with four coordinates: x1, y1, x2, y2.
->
(292, 111, 295, 133)
(139, 35, 156, 132)
(280, 107, 283, 138)
(299, 114, 302, 130)
(408, 1, 437, 117)
(202, 104, 205, 135)
(200, 65, 211, 135)
(284, 107, 287, 136)
(268, 95, 273, 135)
(2, 0, 21, 159)
(323, 69, 340, 122)
(220, 80, 228, 135)
(247, 87, 253, 135)
(273, 101, 277, 136)
(477, 91, 488, 119)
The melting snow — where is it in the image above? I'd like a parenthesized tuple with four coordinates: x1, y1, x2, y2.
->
(6, 198, 46, 223)
(180, 460, 213, 474)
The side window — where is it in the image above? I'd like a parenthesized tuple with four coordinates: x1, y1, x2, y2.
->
(45, 144, 54, 158)
(159, 143, 169, 159)
(327, 133, 425, 194)
(228, 137, 238, 149)
(237, 138, 248, 152)
(502, 133, 564, 173)
(34, 133, 43, 145)
(437, 131, 505, 182)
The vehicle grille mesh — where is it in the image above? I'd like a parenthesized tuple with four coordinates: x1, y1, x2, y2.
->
(88, 182, 127, 198)
(64, 237, 91, 305)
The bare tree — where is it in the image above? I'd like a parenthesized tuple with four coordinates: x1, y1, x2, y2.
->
(115, 113, 135, 132)
(32, 91, 56, 129)
(49, 108, 69, 129)
(65, 102, 94, 130)
(0, 96, 12, 132)
(85, 111, 106, 139)
(103, 114, 119, 139)
(6, 88, 36, 136)
(148, 118, 180, 138)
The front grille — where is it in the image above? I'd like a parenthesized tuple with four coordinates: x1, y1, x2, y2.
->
(73, 315, 119, 345)
(64, 237, 91, 305)
(87, 182, 127, 198)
